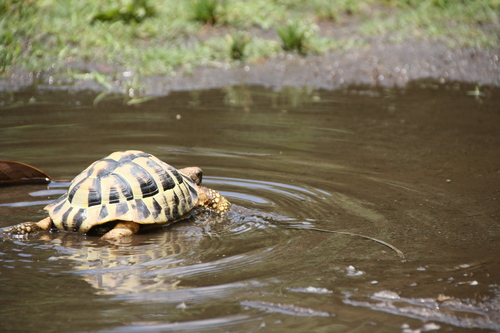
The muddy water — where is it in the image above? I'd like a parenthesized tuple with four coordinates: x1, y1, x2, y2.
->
(0, 82, 499, 332)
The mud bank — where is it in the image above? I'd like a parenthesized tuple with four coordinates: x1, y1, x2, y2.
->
(1, 38, 499, 94)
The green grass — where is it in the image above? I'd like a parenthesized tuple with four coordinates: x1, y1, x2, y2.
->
(360, 0, 500, 48)
(91, 0, 156, 24)
(277, 21, 310, 55)
(0, 0, 498, 89)
(190, 0, 219, 25)
(226, 33, 251, 60)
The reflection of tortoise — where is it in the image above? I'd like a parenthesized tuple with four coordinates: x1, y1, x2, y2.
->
(4, 150, 230, 241)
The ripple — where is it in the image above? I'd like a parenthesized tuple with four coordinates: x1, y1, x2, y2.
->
(0, 185, 68, 207)
(343, 288, 500, 331)
(0, 200, 53, 207)
(208, 176, 327, 200)
(99, 314, 255, 333)
(1, 167, 376, 302)
(241, 300, 331, 317)
(223, 191, 270, 205)
(288, 286, 333, 294)
(151, 246, 277, 279)
(113, 280, 267, 303)
(29, 189, 67, 197)
(205, 176, 333, 225)
(160, 146, 272, 158)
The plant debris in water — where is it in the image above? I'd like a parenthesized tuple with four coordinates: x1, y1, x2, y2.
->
(287, 226, 406, 259)
(0, 160, 59, 185)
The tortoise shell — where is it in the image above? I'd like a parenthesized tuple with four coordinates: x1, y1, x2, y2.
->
(44, 150, 199, 233)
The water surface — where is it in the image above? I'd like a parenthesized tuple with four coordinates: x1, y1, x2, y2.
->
(1, 82, 499, 332)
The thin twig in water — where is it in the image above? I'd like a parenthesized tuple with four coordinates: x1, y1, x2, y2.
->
(286, 226, 405, 259)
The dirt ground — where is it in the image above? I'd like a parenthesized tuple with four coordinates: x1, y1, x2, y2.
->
(1, 37, 499, 94)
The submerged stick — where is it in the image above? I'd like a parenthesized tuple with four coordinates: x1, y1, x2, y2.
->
(286, 226, 405, 259)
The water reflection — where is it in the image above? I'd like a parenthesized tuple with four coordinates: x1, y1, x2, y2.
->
(221, 85, 321, 111)
(222, 85, 253, 110)
(51, 230, 199, 295)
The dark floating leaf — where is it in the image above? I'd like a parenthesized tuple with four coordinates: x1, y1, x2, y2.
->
(0, 160, 55, 186)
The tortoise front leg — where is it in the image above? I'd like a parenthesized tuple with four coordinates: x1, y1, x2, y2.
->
(3, 217, 53, 236)
(101, 221, 140, 241)
(197, 186, 231, 213)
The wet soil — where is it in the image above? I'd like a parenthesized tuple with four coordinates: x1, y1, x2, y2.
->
(1, 37, 499, 94)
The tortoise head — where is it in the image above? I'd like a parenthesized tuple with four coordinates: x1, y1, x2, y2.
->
(178, 166, 231, 213)
(178, 166, 203, 185)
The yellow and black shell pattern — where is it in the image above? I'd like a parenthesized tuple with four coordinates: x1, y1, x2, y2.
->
(44, 150, 199, 233)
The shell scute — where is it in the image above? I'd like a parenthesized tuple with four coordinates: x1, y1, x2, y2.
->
(151, 198, 163, 219)
(72, 208, 87, 231)
(103, 173, 134, 204)
(45, 150, 199, 233)
(123, 162, 159, 198)
(86, 179, 102, 207)
(98, 205, 109, 221)
(130, 199, 151, 221)
(51, 194, 67, 215)
(112, 201, 131, 220)
(146, 158, 176, 191)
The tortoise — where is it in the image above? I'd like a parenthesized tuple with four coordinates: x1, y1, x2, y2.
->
(3, 150, 230, 241)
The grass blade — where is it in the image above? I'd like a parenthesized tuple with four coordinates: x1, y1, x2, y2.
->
(287, 226, 405, 259)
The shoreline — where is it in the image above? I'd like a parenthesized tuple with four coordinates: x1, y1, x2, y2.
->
(1, 38, 499, 95)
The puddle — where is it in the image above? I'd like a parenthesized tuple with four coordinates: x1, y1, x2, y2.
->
(0, 82, 499, 332)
